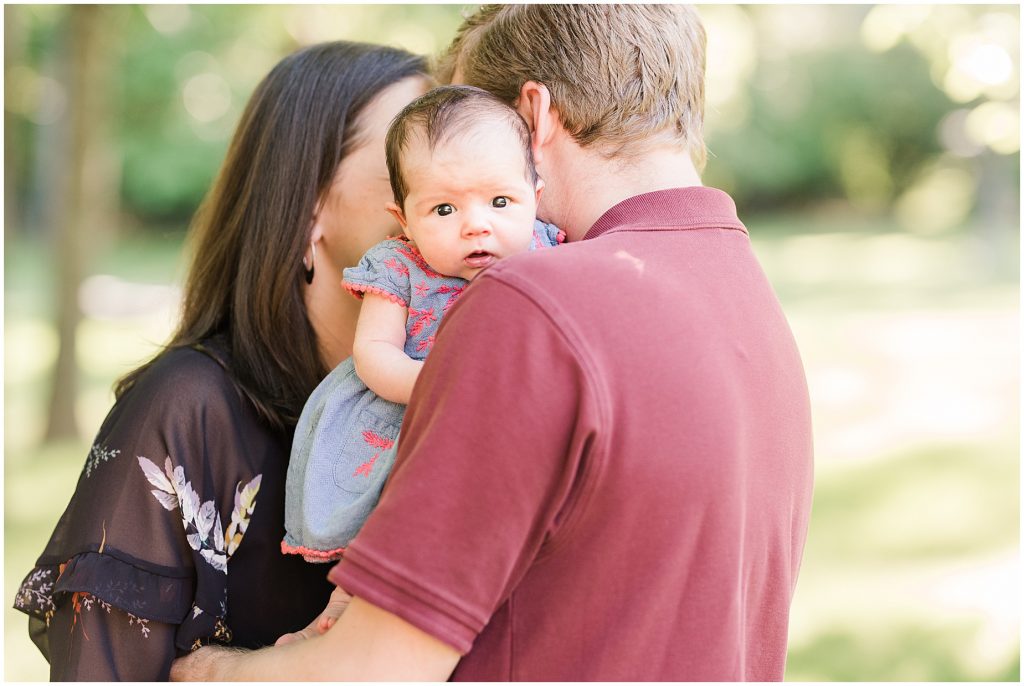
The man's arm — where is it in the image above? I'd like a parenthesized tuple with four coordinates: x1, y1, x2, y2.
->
(170, 596, 461, 681)
(274, 586, 352, 646)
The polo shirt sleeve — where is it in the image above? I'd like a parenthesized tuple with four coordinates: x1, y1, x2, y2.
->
(328, 270, 597, 654)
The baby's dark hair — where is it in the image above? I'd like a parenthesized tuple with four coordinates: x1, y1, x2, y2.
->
(385, 84, 538, 209)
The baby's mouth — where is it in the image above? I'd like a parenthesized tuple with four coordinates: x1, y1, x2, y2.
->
(464, 250, 495, 269)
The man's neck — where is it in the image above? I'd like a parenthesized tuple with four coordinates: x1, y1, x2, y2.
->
(553, 144, 703, 243)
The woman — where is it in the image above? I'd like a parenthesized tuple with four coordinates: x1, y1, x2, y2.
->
(13, 41, 431, 680)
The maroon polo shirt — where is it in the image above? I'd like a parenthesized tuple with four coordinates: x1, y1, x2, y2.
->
(330, 187, 814, 681)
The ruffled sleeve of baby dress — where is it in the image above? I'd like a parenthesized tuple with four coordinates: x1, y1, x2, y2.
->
(530, 219, 566, 250)
(13, 341, 269, 680)
(342, 237, 424, 308)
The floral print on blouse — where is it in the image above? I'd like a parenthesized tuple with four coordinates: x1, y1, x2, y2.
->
(13, 338, 334, 680)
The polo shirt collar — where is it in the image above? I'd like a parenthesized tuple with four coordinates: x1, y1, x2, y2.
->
(582, 186, 747, 241)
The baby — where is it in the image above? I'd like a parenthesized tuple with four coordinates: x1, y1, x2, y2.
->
(282, 85, 562, 562)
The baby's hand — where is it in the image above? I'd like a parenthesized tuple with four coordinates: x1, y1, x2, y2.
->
(274, 586, 353, 645)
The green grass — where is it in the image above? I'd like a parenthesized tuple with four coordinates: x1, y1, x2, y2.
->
(789, 621, 1021, 681)
(4, 216, 1020, 681)
(808, 441, 1018, 563)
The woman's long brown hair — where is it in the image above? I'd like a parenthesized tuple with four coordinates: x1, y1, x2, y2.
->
(115, 42, 428, 430)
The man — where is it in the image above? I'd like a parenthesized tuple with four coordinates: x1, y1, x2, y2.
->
(172, 5, 813, 680)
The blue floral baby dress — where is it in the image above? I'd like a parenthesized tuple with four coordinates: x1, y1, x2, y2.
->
(282, 220, 562, 562)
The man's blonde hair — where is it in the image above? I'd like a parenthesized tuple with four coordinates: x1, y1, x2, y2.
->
(440, 4, 707, 168)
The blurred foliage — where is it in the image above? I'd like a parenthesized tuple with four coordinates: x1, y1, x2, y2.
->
(6, 4, 468, 226)
(3, 4, 1020, 682)
(698, 4, 1020, 228)
(708, 44, 952, 208)
(5, 4, 1019, 232)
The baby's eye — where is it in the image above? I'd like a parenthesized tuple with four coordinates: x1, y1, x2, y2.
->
(434, 203, 454, 217)
(492, 196, 509, 208)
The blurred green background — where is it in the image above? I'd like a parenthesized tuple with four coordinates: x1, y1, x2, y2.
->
(4, 4, 1019, 681)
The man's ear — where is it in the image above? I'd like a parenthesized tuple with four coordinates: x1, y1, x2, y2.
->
(385, 201, 409, 231)
(516, 81, 556, 166)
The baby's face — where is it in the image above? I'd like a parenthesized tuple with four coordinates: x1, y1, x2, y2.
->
(392, 124, 540, 281)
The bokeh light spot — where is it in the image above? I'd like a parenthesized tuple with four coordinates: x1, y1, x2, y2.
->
(895, 164, 976, 234)
(938, 109, 985, 158)
(861, 5, 931, 53)
(144, 4, 191, 35)
(5, 66, 67, 125)
(702, 5, 757, 110)
(957, 42, 1013, 86)
(183, 72, 232, 123)
(942, 67, 984, 104)
(965, 101, 1020, 154)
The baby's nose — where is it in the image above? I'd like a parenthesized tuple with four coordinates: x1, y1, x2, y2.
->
(461, 208, 493, 237)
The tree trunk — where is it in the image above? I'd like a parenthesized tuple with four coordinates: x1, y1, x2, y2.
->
(44, 5, 119, 441)
(4, 6, 25, 239)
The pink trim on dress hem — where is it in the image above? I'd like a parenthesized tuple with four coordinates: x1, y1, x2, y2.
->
(281, 539, 346, 562)
(342, 281, 409, 307)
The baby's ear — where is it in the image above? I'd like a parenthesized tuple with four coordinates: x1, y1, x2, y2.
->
(534, 177, 545, 203)
(385, 201, 408, 230)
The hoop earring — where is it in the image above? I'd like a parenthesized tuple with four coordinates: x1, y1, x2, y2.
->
(302, 242, 316, 284)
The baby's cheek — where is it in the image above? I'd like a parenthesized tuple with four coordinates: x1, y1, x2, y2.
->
(513, 223, 536, 254)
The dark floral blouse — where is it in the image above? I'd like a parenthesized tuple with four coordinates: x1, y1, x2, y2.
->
(13, 339, 334, 680)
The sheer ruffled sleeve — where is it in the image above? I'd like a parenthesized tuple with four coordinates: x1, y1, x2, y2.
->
(33, 590, 177, 681)
(341, 238, 415, 307)
(13, 345, 267, 679)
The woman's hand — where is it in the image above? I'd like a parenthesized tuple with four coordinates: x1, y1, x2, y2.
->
(274, 586, 353, 646)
